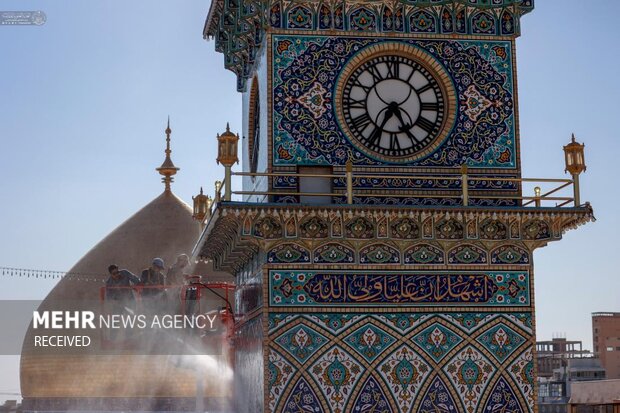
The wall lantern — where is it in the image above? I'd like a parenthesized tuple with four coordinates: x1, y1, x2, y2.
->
(563, 134, 586, 206)
(216, 123, 239, 201)
(192, 187, 211, 222)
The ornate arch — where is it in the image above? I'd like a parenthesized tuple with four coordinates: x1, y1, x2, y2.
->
(448, 243, 488, 264)
(253, 216, 283, 239)
(409, 9, 438, 33)
(404, 243, 445, 265)
(300, 216, 329, 238)
(349, 6, 377, 31)
(480, 218, 508, 240)
(434, 218, 464, 240)
(313, 242, 355, 264)
(267, 242, 311, 264)
(390, 217, 420, 239)
(491, 244, 530, 265)
(359, 243, 400, 264)
(501, 10, 516, 35)
(345, 216, 375, 239)
(269, 2, 282, 27)
(522, 219, 550, 240)
(471, 10, 497, 35)
(440, 6, 454, 33)
(287, 5, 314, 30)
(318, 3, 331, 29)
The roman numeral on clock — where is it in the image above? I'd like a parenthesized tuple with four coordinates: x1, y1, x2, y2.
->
(348, 98, 366, 109)
(353, 81, 371, 93)
(386, 60, 399, 78)
(421, 102, 439, 111)
(415, 116, 436, 133)
(351, 113, 372, 131)
(416, 83, 433, 94)
(368, 126, 383, 148)
(367, 64, 384, 82)
(403, 128, 419, 144)
(389, 133, 401, 150)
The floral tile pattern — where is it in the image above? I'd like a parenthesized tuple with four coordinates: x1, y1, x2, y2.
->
(443, 346, 494, 413)
(413, 323, 463, 363)
(267, 312, 532, 413)
(418, 376, 461, 413)
(280, 377, 324, 413)
(351, 376, 392, 413)
(267, 348, 296, 411)
(274, 324, 329, 364)
(482, 377, 525, 413)
(508, 347, 535, 408)
(344, 324, 398, 363)
(476, 323, 527, 363)
(311, 346, 363, 413)
(273, 36, 516, 171)
(378, 345, 431, 413)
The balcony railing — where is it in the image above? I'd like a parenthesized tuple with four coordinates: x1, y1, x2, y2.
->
(235, 171, 574, 205)
(205, 164, 580, 206)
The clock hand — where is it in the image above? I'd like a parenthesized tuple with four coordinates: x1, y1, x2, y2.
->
(392, 107, 412, 132)
(378, 103, 397, 129)
(368, 103, 397, 146)
(389, 102, 415, 135)
(389, 104, 419, 143)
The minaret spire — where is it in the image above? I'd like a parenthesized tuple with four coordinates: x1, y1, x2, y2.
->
(156, 116, 179, 192)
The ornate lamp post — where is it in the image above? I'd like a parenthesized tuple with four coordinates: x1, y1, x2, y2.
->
(214, 180, 223, 203)
(216, 123, 239, 201)
(192, 187, 212, 222)
(563, 134, 586, 207)
(534, 186, 541, 207)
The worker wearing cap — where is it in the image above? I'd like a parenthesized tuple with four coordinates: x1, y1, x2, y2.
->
(140, 257, 166, 298)
(106, 264, 140, 301)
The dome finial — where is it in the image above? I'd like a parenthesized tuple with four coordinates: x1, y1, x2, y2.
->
(156, 116, 179, 192)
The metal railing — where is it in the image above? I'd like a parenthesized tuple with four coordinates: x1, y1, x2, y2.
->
(201, 164, 581, 219)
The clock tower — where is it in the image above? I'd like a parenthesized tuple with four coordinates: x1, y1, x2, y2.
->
(199, 1, 594, 412)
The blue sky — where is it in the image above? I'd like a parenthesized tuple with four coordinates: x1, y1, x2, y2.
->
(1, 0, 619, 399)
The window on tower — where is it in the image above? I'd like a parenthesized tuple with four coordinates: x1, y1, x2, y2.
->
(248, 78, 260, 178)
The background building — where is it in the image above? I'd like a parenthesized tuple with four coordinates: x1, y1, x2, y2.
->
(593, 313, 620, 380)
(538, 338, 591, 379)
(539, 358, 606, 413)
(568, 379, 620, 413)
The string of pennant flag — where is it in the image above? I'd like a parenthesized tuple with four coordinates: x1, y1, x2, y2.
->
(0, 266, 104, 282)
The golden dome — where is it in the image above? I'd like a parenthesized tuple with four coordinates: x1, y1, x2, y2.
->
(20, 190, 205, 397)
(41, 191, 199, 302)
(20, 190, 233, 406)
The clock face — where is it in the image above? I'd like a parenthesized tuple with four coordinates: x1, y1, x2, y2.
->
(338, 46, 453, 162)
